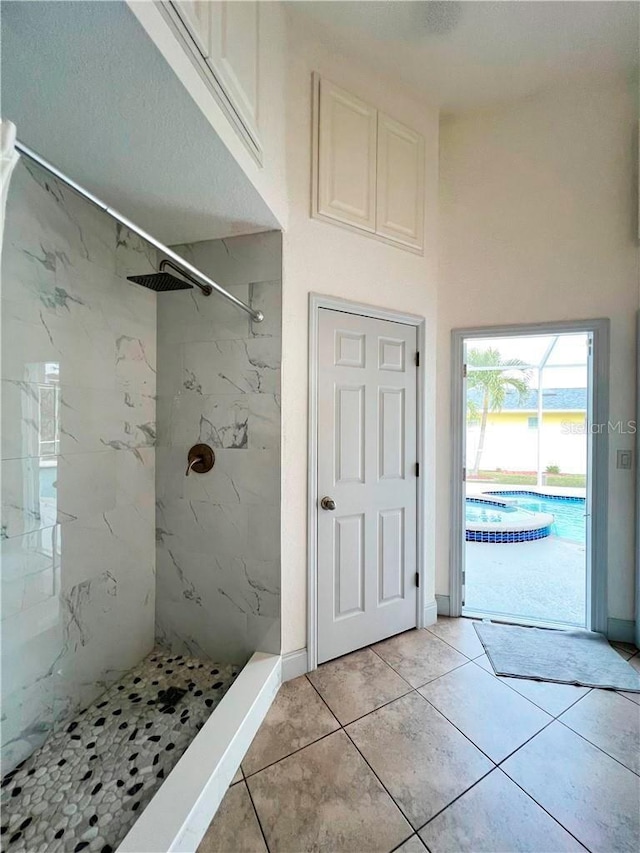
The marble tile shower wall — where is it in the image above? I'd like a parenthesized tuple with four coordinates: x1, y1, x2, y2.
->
(0, 162, 157, 773)
(156, 231, 282, 663)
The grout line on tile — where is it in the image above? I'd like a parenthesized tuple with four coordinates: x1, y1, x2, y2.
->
(423, 621, 485, 660)
(366, 645, 415, 688)
(305, 674, 417, 835)
(615, 690, 640, 706)
(554, 718, 640, 778)
(499, 766, 593, 852)
(241, 724, 338, 780)
(491, 716, 556, 766)
(389, 833, 429, 853)
(342, 725, 416, 837)
(552, 687, 594, 718)
(305, 666, 415, 726)
(469, 655, 594, 719)
(368, 643, 471, 690)
(415, 691, 501, 766)
(413, 765, 496, 835)
(243, 775, 272, 853)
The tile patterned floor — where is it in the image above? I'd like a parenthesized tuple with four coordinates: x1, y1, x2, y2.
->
(198, 619, 640, 853)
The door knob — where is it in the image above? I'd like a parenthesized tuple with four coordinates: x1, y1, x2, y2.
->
(320, 496, 336, 511)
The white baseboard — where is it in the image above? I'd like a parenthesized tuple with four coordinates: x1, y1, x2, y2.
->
(607, 618, 636, 644)
(281, 648, 309, 681)
(435, 594, 451, 616)
(423, 598, 438, 627)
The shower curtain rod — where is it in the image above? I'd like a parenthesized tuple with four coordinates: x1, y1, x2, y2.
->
(14, 140, 264, 323)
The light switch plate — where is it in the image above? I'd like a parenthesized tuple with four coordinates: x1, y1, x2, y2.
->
(616, 449, 633, 470)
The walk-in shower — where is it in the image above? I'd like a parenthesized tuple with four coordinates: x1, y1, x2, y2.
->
(1, 144, 282, 852)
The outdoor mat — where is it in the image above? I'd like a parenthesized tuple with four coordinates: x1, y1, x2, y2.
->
(473, 621, 640, 691)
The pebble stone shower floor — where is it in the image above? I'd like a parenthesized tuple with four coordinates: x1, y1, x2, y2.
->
(0, 650, 240, 853)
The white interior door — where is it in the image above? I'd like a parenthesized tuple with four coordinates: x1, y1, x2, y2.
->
(317, 308, 418, 663)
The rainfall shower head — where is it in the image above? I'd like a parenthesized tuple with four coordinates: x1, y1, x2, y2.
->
(127, 259, 212, 295)
(126, 271, 193, 292)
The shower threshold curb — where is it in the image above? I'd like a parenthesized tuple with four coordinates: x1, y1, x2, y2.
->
(117, 651, 281, 853)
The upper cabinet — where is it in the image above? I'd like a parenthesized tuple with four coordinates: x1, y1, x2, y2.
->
(161, 1, 261, 161)
(376, 113, 425, 249)
(208, 1, 259, 141)
(313, 75, 425, 253)
(316, 80, 378, 232)
(171, 1, 211, 56)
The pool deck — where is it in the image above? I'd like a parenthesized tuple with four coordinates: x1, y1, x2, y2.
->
(464, 481, 587, 626)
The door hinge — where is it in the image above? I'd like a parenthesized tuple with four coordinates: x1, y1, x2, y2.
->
(463, 363, 467, 379)
(415, 352, 420, 367)
(415, 572, 420, 587)
(462, 467, 466, 482)
(415, 462, 419, 477)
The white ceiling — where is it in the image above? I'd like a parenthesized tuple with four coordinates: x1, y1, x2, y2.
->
(2, 2, 637, 246)
(1, 1, 279, 245)
(287, 1, 639, 114)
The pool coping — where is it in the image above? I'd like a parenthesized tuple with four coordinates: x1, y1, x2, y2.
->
(466, 496, 555, 533)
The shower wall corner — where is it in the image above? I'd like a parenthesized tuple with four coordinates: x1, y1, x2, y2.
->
(154, 230, 283, 668)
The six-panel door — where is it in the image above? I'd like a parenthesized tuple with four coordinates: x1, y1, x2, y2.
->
(317, 309, 418, 663)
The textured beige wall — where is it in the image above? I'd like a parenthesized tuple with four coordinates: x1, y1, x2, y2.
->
(438, 73, 639, 621)
(279, 19, 440, 654)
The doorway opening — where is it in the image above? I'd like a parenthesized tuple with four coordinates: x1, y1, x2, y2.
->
(450, 321, 609, 633)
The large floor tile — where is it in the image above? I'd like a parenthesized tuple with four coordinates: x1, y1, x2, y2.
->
(618, 654, 640, 705)
(197, 781, 267, 853)
(231, 767, 243, 785)
(242, 675, 339, 775)
(419, 769, 585, 853)
(426, 617, 485, 659)
(474, 653, 590, 716)
(372, 629, 468, 688)
(307, 647, 411, 725)
(502, 721, 640, 853)
(419, 662, 551, 762)
(559, 689, 640, 775)
(346, 691, 492, 829)
(247, 730, 412, 852)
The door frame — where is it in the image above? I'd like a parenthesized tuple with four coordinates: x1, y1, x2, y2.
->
(450, 318, 610, 634)
(308, 293, 427, 671)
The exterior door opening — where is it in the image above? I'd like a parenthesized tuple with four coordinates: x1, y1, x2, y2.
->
(461, 331, 592, 629)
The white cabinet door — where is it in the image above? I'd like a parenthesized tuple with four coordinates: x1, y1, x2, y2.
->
(317, 78, 378, 232)
(376, 112, 425, 250)
(172, 1, 211, 57)
(208, 0, 259, 140)
(317, 309, 418, 663)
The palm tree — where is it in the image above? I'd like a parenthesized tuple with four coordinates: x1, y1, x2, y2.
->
(467, 348, 531, 476)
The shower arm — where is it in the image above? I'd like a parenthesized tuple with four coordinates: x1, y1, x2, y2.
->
(13, 140, 264, 323)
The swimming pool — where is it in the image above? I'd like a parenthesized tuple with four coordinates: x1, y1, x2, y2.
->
(485, 491, 586, 543)
(465, 498, 553, 543)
